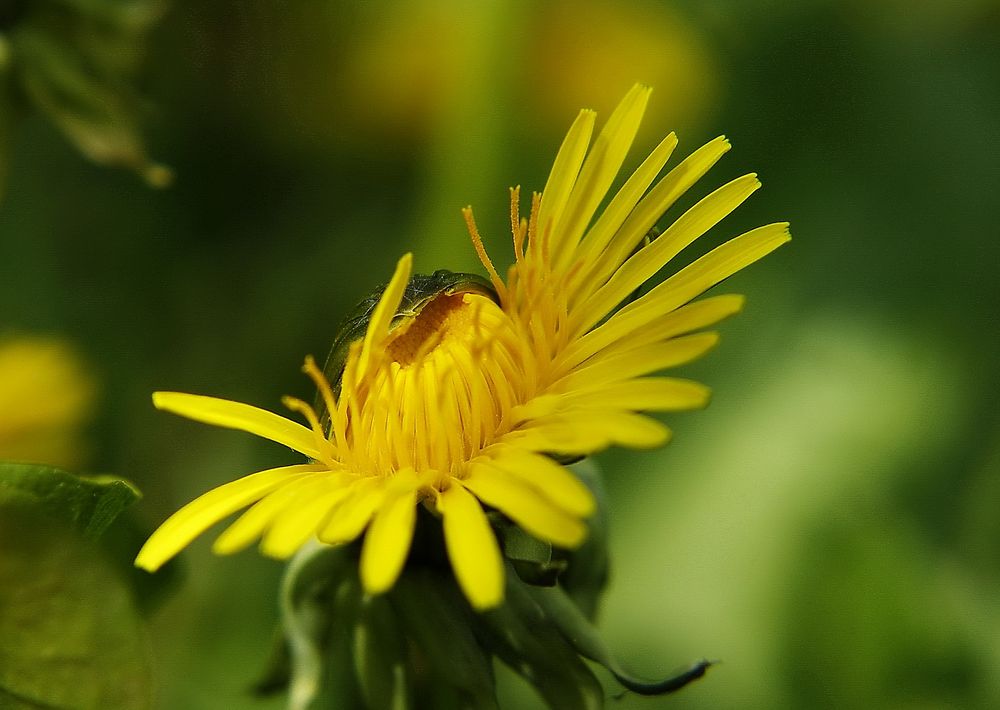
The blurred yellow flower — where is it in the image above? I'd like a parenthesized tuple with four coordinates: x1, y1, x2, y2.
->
(135, 85, 789, 609)
(529, 1, 721, 136)
(0, 336, 96, 469)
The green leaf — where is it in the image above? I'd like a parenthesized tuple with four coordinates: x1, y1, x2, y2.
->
(0, 505, 152, 709)
(527, 583, 712, 696)
(0, 461, 140, 539)
(9, 24, 169, 186)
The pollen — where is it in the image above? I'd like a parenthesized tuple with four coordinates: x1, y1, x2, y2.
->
(387, 293, 475, 366)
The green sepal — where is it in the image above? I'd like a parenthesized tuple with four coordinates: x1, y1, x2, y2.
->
(479, 567, 605, 710)
(0, 461, 140, 539)
(527, 583, 712, 696)
(493, 516, 566, 587)
(558, 459, 611, 618)
(280, 541, 364, 710)
(353, 593, 412, 710)
(389, 567, 498, 710)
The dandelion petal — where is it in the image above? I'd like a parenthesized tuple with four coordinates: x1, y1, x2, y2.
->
(318, 479, 386, 544)
(485, 448, 595, 517)
(260, 479, 355, 559)
(153, 392, 324, 459)
(462, 466, 588, 547)
(134, 464, 323, 571)
(212, 474, 325, 555)
(440, 483, 504, 610)
(360, 487, 418, 595)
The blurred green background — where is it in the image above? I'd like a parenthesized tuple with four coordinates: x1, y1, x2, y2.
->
(2, 0, 999, 708)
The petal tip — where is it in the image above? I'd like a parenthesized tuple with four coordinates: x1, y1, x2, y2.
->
(133, 546, 164, 573)
(469, 587, 505, 612)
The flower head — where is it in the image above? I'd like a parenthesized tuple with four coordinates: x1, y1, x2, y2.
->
(0, 336, 96, 468)
(135, 84, 789, 609)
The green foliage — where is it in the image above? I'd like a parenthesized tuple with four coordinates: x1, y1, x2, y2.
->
(0, 0, 168, 190)
(269, 459, 707, 709)
(0, 461, 139, 538)
(0, 462, 150, 709)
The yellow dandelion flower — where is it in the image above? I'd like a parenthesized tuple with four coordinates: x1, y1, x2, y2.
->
(0, 336, 96, 468)
(135, 84, 789, 610)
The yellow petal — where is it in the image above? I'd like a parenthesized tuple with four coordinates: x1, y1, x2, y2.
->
(580, 173, 761, 332)
(212, 473, 325, 555)
(564, 377, 711, 411)
(511, 410, 671, 453)
(599, 411, 672, 448)
(259, 476, 355, 559)
(573, 130, 678, 273)
(640, 222, 791, 314)
(504, 417, 611, 455)
(359, 487, 418, 595)
(552, 84, 651, 259)
(134, 463, 323, 571)
(577, 135, 733, 303)
(152, 392, 325, 460)
(357, 253, 412, 379)
(532, 109, 596, 260)
(318, 478, 386, 544)
(485, 447, 595, 517)
(558, 294, 744, 372)
(556, 332, 720, 391)
(439, 483, 504, 610)
(463, 463, 588, 547)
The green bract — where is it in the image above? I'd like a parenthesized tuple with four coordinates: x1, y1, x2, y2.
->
(261, 460, 710, 710)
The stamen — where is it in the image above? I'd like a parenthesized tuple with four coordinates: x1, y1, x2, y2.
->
(526, 191, 541, 261)
(282, 395, 335, 465)
(451, 346, 483, 454)
(411, 365, 430, 472)
(462, 206, 508, 300)
(302, 355, 339, 435)
(424, 360, 448, 470)
(510, 186, 525, 263)
(438, 364, 465, 472)
(372, 370, 397, 471)
(341, 342, 365, 462)
(504, 263, 520, 312)
(383, 362, 412, 471)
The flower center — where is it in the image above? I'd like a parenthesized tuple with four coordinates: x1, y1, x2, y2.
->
(386, 294, 472, 366)
(343, 292, 528, 480)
